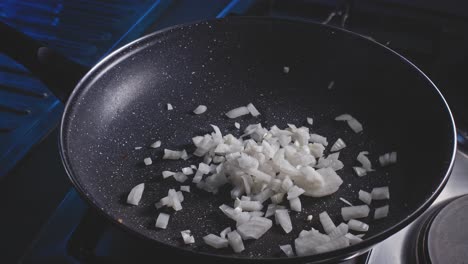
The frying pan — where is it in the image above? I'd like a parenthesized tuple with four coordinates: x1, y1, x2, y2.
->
(1, 17, 456, 263)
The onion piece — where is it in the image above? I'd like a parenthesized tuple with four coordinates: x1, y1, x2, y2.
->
(371, 187, 390, 200)
(358, 190, 372, 205)
(348, 219, 369, 232)
(227, 230, 245, 253)
(162, 171, 175, 179)
(180, 185, 190, 192)
(168, 189, 182, 211)
(163, 149, 186, 160)
(167, 103, 173, 110)
(203, 234, 228, 249)
(335, 114, 363, 133)
(234, 122, 241, 129)
(319, 211, 336, 234)
(315, 236, 350, 254)
(236, 216, 272, 240)
(234, 199, 263, 211)
(329, 223, 349, 239)
(345, 233, 363, 245)
(173, 172, 188, 183)
(182, 167, 194, 175)
(150, 140, 161, 149)
(374, 205, 389, 219)
(289, 197, 302, 212)
(271, 193, 285, 204)
(143, 158, 152, 166)
(127, 183, 144, 206)
(181, 230, 195, 244)
(307, 215, 313, 221)
(339, 197, 353, 206)
(353, 167, 367, 177)
(309, 134, 328, 146)
(330, 138, 346, 152)
(294, 229, 331, 256)
(303, 168, 343, 197)
(341, 205, 370, 221)
(287, 186, 305, 200)
(335, 114, 353, 121)
(307, 117, 313, 126)
(357, 151, 373, 171)
(226, 106, 250, 119)
(283, 66, 290, 73)
(134, 146, 142, 150)
(247, 103, 261, 117)
(155, 213, 170, 229)
(220, 227, 232, 239)
(379, 152, 397, 166)
(280, 244, 295, 257)
(275, 209, 293, 233)
(193, 105, 207, 114)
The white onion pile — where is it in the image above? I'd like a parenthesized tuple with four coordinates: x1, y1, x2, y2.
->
(126, 107, 398, 256)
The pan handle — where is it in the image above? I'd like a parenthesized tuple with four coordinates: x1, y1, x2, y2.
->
(0, 22, 88, 102)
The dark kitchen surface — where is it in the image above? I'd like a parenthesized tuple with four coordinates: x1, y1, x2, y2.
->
(1, 0, 467, 263)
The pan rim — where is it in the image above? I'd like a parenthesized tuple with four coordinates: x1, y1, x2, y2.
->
(59, 16, 457, 262)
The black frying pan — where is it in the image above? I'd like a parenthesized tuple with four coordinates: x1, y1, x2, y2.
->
(1, 17, 456, 263)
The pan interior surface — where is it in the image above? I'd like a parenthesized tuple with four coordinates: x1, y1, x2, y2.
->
(61, 18, 455, 260)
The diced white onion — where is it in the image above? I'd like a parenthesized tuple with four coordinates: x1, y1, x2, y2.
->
(162, 170, 175, 179)
(289, 197, 302, 212)
(307, 117, 313, 125)
(193, 105, 207, 114)
(220, 227, 232, 239)
(280, 244, 295, 257)
(348, 219, 369, 232)
(234, 199, 263, 211)
(309, 134, 328, 146)
(287, 185, 305, 200)
(358, 190, 372, 205)
(226, 106, 250, 119)
(357, 151, 373, 171)
(379, 152, 397, 166)
(275, 209, 293, 233)
(155, 213, 170, 229)
(330, 138, 346, 152)
(236, 217, 272, 240)
(339, 197, 353, 206)
(134, 146, 142, 150)
(341, 205, 370, 221)
(173, 172, 188, 183)
(167, 103, 173, 110)
(246, 103, 261, 117)
(234, 122, 240, 129)
(163, 149, 186, 160)
(335, 114, 363, 133)
(374, 205, 389, 219)
(143, 157, 152, 165)
(271, 193, 285, 204)
(353, 167, 367, 177)
(315, 236, 350, 254)
(319, 211, 336, 234)
(203, 234, 228, 248)
(182, 167, 194, 175)
(371, 186, 390, 200)
(345, 233, 363, 245)
(150, 140, 161, 149)
(127, 183, 144, 206)
(307, 215, 313, 221)
(329, 223, 348, 239)
(227, 230, 245, 253)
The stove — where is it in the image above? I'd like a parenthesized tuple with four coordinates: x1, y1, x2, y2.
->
(2, 0, 468, 263)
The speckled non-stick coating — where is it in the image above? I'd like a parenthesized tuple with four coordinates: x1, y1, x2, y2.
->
(60, 17, 455, 262)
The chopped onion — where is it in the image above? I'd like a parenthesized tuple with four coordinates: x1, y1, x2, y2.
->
(247, 103, 261, 117)
(295, 229, 331, 256)
(227, 230, 245, 253)
(309, 134, 328, 146)
(163, 149, 186, 160)
(162, 170, 175, 179)
(371, 186, 390, 200)
(271, 193, 285, 204)
(236, 216, 272, 240)
(150, 140, 161, 149)
(287, 185, 305, 200)
(155, 213, 170, 229)
(168, 189, 182, 211)
(329, 223, 349, 239)
(234, 122, 240, 129)
(143, 157, 152, 166)
(303, 168, 343, 197)
(173, 172, 188, 183)
(275, 209, 293, 233)
(353, 167, 367, 177)
(319, 211, 336, 234)
(374, 205, 389, 219)
(315, 236, 350, 254)
(234, 199, 263, 211)
(341, 205, 370, 221)
(307, 215, 313, 221)
(330, 138, 346, 152)
(181, 230, 195, 244)
(339, 197, 353, 206)
(203, 234, 228, 248)
(220, 227, 232, 239)
(134, 146, 142, 150)
(182, 167, 194, 175)
(180, 185, 190, 192)
(307, 117, 313, 126)
(280, 244, 295, 257)
(348, 219, 369, 232)
(309, 143, 325, 158)
(283, 66, 290, 73)
(289, 197, 302, 212)
(357, 151, 373, 171)
(193, 105, 207, 114)
(345, 233, 363, 245)
(127, 183, 144, 206)
(358, 190, 372, 205)
(226, 106, 250, 119)
(379, 152, 397, 166)
(335, 114, 363, 133)
(167, 103, 173, 110)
